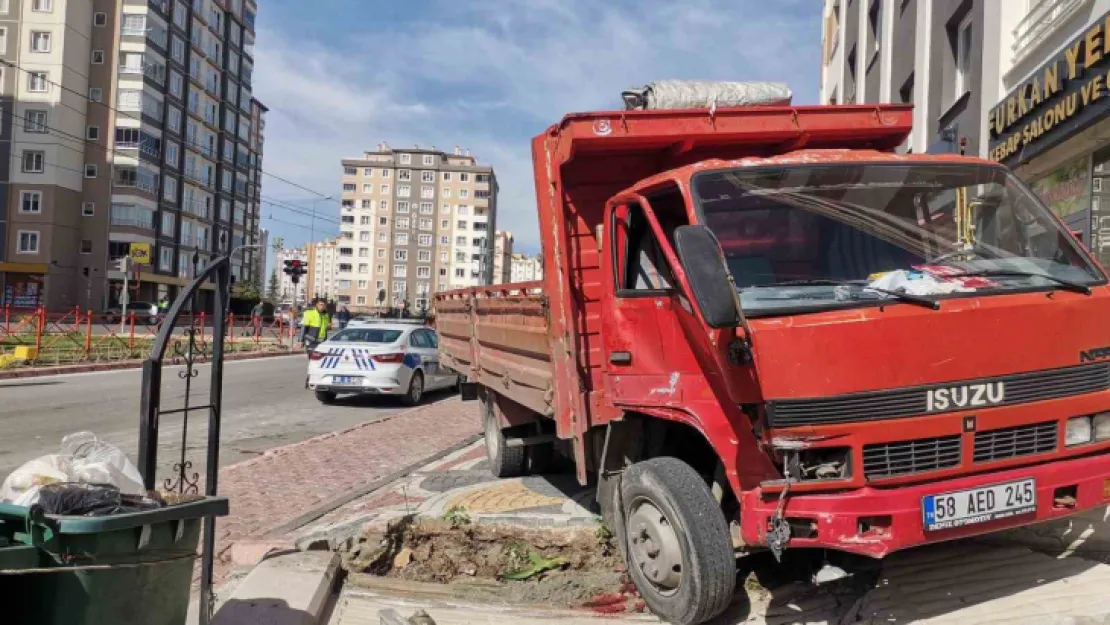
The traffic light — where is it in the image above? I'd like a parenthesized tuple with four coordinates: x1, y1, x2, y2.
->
(283, 259, 307, 284)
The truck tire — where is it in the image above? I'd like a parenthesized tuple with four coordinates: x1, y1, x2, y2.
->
(620, 457, 735, 625)
(526, 441, 554, 474)
(483, 393, 526, 478)
(597, 470, 628, 560)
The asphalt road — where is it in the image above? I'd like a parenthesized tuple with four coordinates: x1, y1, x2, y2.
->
(0, 356, 439, 488)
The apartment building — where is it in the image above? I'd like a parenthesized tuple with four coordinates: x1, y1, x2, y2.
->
(509, 253, 542, 283)
(491, 230, 511, 284)
(338, 144, 498, 314)
(274, 244, 304, 302)
(306, 237, 338, 300)
(0, 0, 265, 311)
(820, 0, 1110, 270)
(255, 223, 267, 285)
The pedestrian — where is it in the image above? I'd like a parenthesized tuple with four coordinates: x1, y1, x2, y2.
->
(300, 298, 332, 388)
(249, 301, 264, 337)
(337, 305, 351, 330)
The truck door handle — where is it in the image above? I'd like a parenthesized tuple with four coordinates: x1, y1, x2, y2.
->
(609, 351, 632, 365)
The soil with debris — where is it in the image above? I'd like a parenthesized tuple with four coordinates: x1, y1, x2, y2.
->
(343, 516, 639, 611)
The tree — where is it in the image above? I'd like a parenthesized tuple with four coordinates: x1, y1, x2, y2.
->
(266, 270, 281, 303)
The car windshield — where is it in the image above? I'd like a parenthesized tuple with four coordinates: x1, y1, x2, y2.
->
(328, 328, 403, 343)
(692, 163, 1103, 316)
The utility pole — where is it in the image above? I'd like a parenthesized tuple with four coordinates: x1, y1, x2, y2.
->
(119, 256, 132, 333)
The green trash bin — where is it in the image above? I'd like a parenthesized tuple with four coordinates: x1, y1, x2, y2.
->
(0, 496, 228, 625)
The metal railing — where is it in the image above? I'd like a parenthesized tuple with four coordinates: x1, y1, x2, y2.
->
(1012, 0, 1085, 63)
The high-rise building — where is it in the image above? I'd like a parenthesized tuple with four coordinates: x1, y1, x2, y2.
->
(338, 144, 498, 313)
(256, 225, 268, 288)
(0, 0, 265, 311)
(510, 253, 542, 283)
(275, 245, 305, 303)
(491, 230, 512, 284)
(307, 237, 339, 300)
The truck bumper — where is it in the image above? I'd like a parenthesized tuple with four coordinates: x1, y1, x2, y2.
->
(740, 451, 1110, 558)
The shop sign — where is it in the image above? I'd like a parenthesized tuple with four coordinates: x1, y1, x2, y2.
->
(989, 11, 1110, 165)
(3, 276, 43, 308)
(129, 243, 152, 265)
(1030, 154, 1090, 219)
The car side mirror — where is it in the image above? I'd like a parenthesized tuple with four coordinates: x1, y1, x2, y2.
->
(673, 225, 742, 328)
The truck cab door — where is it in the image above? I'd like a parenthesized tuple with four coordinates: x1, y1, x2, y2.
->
(603, 201, 688, 406)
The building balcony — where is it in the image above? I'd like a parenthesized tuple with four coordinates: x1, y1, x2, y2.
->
(1012, 0, 1086, 64)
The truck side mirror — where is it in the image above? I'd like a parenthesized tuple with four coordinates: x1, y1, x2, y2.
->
(673, 225, 741, 329)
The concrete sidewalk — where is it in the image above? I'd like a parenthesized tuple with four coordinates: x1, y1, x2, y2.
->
(206, 396, 481, 589)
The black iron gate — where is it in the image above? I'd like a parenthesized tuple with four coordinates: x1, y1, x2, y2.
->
(137, 255, 231, 625)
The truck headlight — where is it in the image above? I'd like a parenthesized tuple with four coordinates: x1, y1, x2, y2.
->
(1093, 413, 1110, 441)
(1066, 416, 1093, 446)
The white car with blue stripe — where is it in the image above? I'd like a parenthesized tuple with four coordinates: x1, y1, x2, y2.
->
(307, 323, 457, 405)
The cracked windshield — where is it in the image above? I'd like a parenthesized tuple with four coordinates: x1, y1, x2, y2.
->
(694, 164, 1104, 314)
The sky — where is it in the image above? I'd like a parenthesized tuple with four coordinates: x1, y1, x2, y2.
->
(254, 0, 823, 256)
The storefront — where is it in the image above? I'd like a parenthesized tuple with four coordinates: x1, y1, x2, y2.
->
(988, 9, 1110, 269)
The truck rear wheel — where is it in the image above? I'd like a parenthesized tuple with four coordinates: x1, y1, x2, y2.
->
(483, 393, 526, 477)
(620, 457, 735, 625)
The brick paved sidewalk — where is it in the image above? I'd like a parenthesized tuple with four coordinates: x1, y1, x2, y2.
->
(206, 396, 480, 585)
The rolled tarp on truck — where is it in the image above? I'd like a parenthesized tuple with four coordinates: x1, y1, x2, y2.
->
(621, 80, 792, 110)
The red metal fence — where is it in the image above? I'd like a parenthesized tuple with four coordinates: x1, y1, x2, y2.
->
(0, 306, 297, 367)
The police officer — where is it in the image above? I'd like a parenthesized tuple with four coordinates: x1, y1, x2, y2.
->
(301, 298, 332, 389)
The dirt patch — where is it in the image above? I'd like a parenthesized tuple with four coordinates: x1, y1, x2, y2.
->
(342, 515, 638, 610)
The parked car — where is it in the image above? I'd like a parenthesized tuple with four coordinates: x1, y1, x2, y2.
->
(306, 323, 458, 405)
(101, 301, 160, 325)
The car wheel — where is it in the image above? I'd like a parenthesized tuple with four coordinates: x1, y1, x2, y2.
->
(315, 390, 337, 404)
(401, 371, 424, 407)
(620, 457, 735, 625)
(482, 390, 526, 478)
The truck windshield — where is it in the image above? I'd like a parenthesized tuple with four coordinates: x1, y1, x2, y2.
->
(692, 163, 1104, 316)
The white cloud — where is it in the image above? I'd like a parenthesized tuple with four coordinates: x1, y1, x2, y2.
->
(254, 0, 820, 252)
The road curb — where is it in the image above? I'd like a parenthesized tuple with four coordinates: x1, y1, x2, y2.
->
(211, 551, 340, 625)
(0, 349, 298, 380)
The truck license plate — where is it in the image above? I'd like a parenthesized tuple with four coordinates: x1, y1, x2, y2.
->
(332, 375, 360, 385)
(923, 478, 1036, 532)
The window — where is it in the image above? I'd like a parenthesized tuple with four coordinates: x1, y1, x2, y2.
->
(396, 201, 410, 214)
(91, 50, 105, 64)
(377, 248, 386, 258)
(459, 173, 470, 182)
(28, 72, 48, 92)
(423, 155, 435, 166)
(421, 187, 434, 199)
(420, 218, 432, 230)
(22, 151, 44, 173)
(359, 215, 371, 225)
(457, 205, 469, 216)
(356, 296, 366, 305)
(455, 236, 467, 246)
(442, 203, 451, 214)
(399, 153, 411, 164)
(442, 172, 452, 182)
(382, 169, 391, 178)
(82, 201, 95, 216)
(86, 125, 100, 140)
(166, 142, 179, 167)
(455, 268, 466, 278)
(398, 185, 411, 197)
(161, 211, 175, 236)
(954, 14, 972, 99)
(398, 169, 412, 181)
(163, 175, 177, 199)
(17, 231, 39, 254)
(170, 71, 183, 97)
(419, 202, 433, 214)
(393, 264, 407, 276)
(31, 0, 51, 12)
(418, 250, 432, 262)
(381, 184, 390, 194)
(85, 164, 98, 178)
(362, 184, 372, 193)
(80, 239, 93, 254)
(359, 199, 371, 209)
(440, 236, 449, 245)
(378, 232, 388, 242)
(395, 233, 409, 245)
(397, 217, 410, 229)
(442, 188, 451, 198)
(167, 107, 182, 132)
(20, 192, 41, 213)
(25, 110, 47, 133)
(359, 246, 370, 255)
(378, 216, 388, 226)
(441, 219, 450, 229)
(364, 168, 373, 176)
(457, 220, 468, 230)
(459, 189, 469, 199)
(380, 200, 389, 210)
(94, 12, 108, 27)
(377, 264, 385, 274)
(358, 263, 369, 274)
(89, 87, 102, 102)
(344, 166, 357, 175)
(343, 183, 356, 192)
(421, 170, 435, 183)
(29, 31, 51, 52)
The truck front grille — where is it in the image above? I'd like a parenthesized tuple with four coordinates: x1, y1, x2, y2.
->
(863, 435, 962, 480)
(973, 421, 1058, 463)
(767, 363, 1110, 427)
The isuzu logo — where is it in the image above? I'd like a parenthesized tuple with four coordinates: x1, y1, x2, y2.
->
(926, 383, 1005, 412)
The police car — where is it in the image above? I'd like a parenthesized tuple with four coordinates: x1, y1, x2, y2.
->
(306, 322, 457, 405)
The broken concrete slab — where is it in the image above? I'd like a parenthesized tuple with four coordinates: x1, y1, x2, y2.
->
(212, 551, 340, 625)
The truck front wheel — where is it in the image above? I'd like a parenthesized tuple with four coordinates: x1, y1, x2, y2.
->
(620, 457, 735, 625)
(483, 393, 526, 477)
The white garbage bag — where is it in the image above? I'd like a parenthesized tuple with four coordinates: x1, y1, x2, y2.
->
(867, 270, 974, 297)
(0, 431, 145, 505)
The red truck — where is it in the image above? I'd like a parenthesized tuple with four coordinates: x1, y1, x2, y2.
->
(435, 102, 1110, 624)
